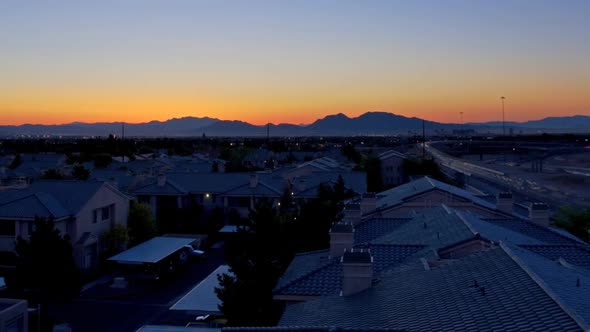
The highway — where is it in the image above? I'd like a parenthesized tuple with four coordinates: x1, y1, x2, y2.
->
(424, 142, 590, 211)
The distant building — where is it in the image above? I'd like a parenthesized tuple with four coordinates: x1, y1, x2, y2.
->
(378, 150, 406, 187)
(132, 163, 367, 220)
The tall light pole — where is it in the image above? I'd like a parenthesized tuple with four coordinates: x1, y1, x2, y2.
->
(459, 112, 464, 137)
(500, 96, 506, 136)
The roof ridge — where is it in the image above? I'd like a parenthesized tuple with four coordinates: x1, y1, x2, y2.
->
(294, 249, 330, 257)
(520, 243, 590, 250)
(500, 242, 590, 332)
(365, 243, 426, 249)
(424, 176, 435, 187)
(0, 192, 37, 207)
(258, 181, 282, 194)
(164, 178, 188, 193)
(454, 211, 480, 236)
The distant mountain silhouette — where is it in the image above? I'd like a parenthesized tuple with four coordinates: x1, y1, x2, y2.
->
(469, 115, 590, 129)
(0, 112, 588, 137)
(304, 112, 443, 135)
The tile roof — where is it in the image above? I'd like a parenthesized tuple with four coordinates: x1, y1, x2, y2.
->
(222, 182, 281, 197)
(223, 328, 405, 332)
(374, 177, 495, 213)
(353, 218, 410, 244)
(167, 173, 270, 194)
(279, 247, 583, 332)
(297, 157, 347, 171)
(0, 192, 70, 219)
(26, 180, 108, 214)
(370, 208, 474, 248)
(274, 244, 424, 297)
(481, 218, 579, 245)
(519, 244, 590, 271)
(377, 150, 407, 161)
(133, 179, 187, 195)
(505, 243, 590, 329)
(293, 172, 367, 196)
(275, 250, 331, 291)
(458, 213, 547, 245)
(0, 180, 126, 220)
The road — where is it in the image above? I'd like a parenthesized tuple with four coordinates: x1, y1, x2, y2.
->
(48, 247, 226, 332)
(424, 142, 589, 210)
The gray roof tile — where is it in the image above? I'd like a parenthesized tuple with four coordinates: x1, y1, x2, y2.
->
(520, 244, 590, 270)
(0, 180, 110, 219)
(274, 244, 424, 297)
(279, 247, 582, 332)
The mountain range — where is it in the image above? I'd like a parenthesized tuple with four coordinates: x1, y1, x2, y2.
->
(1, 112, 589, 137)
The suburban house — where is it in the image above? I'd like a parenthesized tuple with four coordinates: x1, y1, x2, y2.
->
(0, 180, 130, 269)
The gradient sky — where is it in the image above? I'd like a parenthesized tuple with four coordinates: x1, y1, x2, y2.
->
(1, 0, 589, 126)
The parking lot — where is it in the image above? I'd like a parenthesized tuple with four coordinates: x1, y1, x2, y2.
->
(48, 246, 225, 332)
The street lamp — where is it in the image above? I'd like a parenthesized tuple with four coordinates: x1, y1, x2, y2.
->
(500, 96, 506, 136)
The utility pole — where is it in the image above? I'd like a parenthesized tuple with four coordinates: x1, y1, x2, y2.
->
(422, 119, 426, 159)
(122, 122, 125, 163)
(460, 112, 464, 136)
(501, 96, 506, 137)
(266, 123, 270, 146)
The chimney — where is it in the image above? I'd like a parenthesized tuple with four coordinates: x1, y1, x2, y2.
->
(157, 174, 166, 187)
(496, 192, 513, 214)
(341, 249, 373, 296)
(360, 193, 376, 216)
(249, 174, 258, 188)
(343, 203, 362, 226)
(529, 203, 549, 227)
(330, 223, 354, 258)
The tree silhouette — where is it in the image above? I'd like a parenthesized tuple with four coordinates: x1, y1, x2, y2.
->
(11, 217, 80, 331)
(555, 206, 590, 242)
(128, 202, 157, 246)
(216, 199, 290, 326)
(41, 168, 65, 180)
(71, 164, 90, 180)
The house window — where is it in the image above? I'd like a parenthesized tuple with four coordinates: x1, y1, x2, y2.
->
(0, 221, 16, 236)
(92, 210, 98, 224)
(102, 206, 110, 221)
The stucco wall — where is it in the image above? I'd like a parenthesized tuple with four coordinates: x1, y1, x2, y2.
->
(76, 184, 130, 243)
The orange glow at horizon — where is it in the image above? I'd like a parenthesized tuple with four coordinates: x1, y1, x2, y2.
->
(2, 1, 589, 127)
(1, 87, 588, 126)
